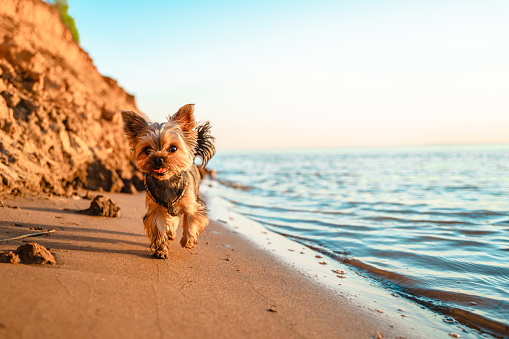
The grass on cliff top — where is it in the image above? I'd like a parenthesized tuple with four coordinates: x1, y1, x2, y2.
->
(53, 0, 80, 43)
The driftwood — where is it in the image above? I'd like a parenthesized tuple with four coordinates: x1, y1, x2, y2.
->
(0, 230, 56, 242)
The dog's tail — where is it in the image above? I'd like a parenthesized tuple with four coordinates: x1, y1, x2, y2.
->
(195, 121, 215, 167)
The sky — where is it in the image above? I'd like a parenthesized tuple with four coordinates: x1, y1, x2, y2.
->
(66, 0, 509, 150)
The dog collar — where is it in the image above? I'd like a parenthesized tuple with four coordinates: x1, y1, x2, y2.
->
(144, 175, 186, 216)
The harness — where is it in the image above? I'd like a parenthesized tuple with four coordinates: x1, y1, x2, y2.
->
(144, 175, 186, 216)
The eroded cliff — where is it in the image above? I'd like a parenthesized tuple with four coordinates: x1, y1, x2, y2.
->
(0, 0, 143, 196)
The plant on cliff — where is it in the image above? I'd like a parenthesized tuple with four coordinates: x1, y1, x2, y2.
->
(53, 0, 80, 43)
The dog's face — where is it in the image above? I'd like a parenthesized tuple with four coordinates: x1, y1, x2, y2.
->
(121, 104, 198, 180)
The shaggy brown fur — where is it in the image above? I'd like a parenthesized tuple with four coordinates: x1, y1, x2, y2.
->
(121, 104, 215, 258)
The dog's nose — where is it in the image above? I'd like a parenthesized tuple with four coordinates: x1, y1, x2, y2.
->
(156, 157, 164, 165)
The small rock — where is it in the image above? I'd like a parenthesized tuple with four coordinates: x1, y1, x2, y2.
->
(376, 309, 384, 313)
(268, 306, 277, 313)
(318, 261, 327, 265)
(443, 317, 456, 324)
(449, 333, 460, 338)
(16, 243, 55, 265)
(83, 195, 120, 217)
(376, 331, 384, 339)
(315, 255, 322, 258)
(0, 251, 20, 264)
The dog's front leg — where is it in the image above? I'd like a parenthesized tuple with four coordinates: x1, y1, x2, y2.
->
(180, 208, 208, 249)
(144, 206, 170, 259)
(167, 216, 179, 240)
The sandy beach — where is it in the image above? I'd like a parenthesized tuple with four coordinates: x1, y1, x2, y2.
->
(0, 191, 465, 339)
(1, 2, 507, 338)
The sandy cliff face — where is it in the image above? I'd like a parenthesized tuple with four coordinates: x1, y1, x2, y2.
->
(0, 0, 143, 196)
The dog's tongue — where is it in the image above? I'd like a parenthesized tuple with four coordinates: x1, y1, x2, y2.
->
(153, 168, 166, 173)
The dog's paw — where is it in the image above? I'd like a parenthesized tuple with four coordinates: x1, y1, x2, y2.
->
(180, 236, 197, 249)
(152, 250, 168, 259)
(167, 231, 176, 241)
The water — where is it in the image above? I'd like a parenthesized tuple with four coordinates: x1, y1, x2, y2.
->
(207, 145, 509, 337)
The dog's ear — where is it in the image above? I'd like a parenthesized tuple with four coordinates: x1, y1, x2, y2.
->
(121, 111, 148, 150)
(168, 104, 197, 132)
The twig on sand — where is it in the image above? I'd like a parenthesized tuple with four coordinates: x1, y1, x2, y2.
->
(0, 230, 56, 242)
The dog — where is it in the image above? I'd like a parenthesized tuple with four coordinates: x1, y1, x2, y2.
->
(121, 104, 215, 258)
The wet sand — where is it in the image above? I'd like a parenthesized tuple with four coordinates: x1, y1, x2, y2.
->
(0, 192, 455, 338)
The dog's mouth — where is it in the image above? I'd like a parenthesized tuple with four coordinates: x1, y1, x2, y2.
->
(153, 168, 168, 176)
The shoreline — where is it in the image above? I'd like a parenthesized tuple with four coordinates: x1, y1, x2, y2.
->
(203, 182, 483, 337)
(202, 182, 509, 338)
(0, 190, 471, 338)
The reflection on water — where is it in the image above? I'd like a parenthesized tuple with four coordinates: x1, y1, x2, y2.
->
(208, 145, 509, 337)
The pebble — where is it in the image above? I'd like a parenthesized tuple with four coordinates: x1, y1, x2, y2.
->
(449, 333, 460, 338)
(443, 317, 456, 324)
(318, 261, 327, 265)
(332, 269, 346, 275)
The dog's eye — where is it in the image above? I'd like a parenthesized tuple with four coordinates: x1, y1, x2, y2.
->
(144, 148, 151, 155)
(168, 145, 177, 153)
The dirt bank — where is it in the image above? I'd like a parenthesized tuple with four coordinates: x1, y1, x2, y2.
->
(0, 0, 144, 196)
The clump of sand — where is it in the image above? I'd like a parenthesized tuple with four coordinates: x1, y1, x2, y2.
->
(83, 195, 120, 218)
(0, 250, 20, 263)
(0, 242, 55, 264)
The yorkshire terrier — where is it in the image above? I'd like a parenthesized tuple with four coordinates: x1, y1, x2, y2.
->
(121, 104, 215, 259)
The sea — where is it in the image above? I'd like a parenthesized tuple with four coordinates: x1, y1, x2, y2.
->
(206, 144, 509, 337)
